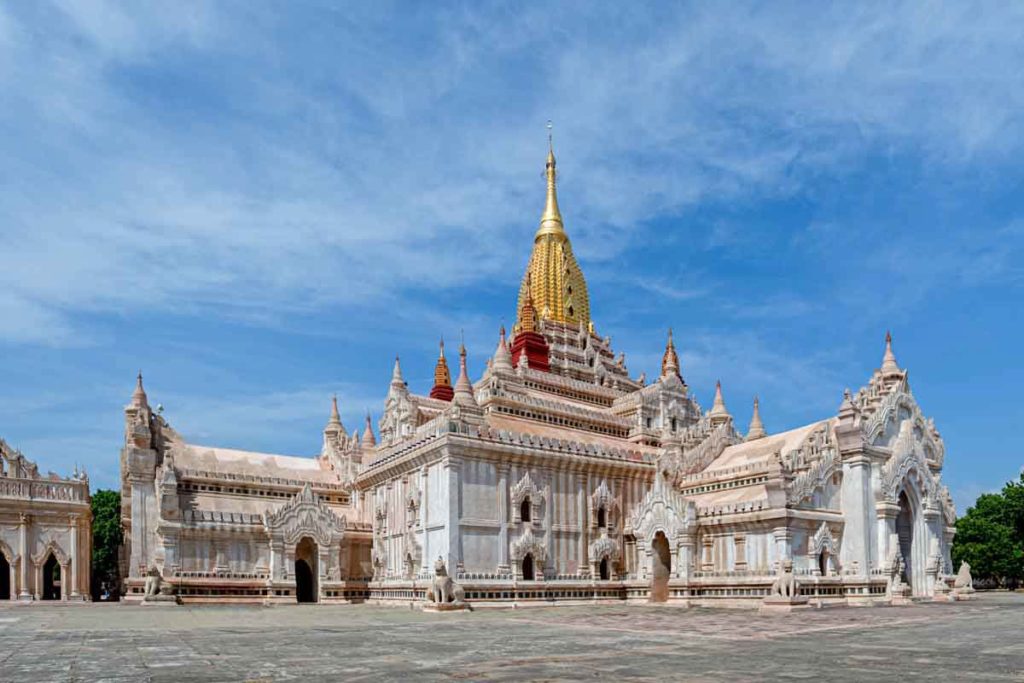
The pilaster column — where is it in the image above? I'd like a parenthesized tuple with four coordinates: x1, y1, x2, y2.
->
(419, 465, 429, 575)
(68, 514, 80, 599)
(444, 456, 462, 574)
(839, 455, 872, 575)
(734, 533, 747, 571)
(496, 463, 509, 573)
(772, 527, 792, 570)
(18, 513, 30, 600)
(577, 472, 587, 577)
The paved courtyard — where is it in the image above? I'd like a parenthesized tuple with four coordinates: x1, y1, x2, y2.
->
(0, 592, 1022, 682)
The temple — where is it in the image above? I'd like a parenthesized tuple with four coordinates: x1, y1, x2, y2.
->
(120, 140, 958, 607)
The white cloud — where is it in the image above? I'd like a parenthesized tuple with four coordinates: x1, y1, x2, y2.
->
(2, 2, 1023, 345)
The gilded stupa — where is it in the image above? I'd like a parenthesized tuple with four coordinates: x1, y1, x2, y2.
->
(516, 132, 590, 329)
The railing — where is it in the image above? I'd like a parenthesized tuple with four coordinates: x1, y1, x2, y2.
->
(0, 476, 89, 503)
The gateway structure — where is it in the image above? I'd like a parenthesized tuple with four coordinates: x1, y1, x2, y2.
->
(120, 142, 957, 606)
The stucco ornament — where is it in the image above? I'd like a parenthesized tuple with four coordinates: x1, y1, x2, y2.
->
(628, 466, 696, 550)
(263, 483, 346, 548)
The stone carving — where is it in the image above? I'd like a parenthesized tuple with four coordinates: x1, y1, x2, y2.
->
(511, 525, 547, 564)
(761, 560, 809, 612)
(144, 566, 161, 597)
(953, 561, 974, 599)
(770, 560, 799, 599)
(263, 483, 346, 548)
(141, 565, 178, 606)
(424, 557, 468, 611)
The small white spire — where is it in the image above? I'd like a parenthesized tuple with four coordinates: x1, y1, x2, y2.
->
(391, 355, 404, 385)
(454, 343, 477, 406)
(492, 325, 514, 373)
(746, 396, 766, 441)
(361, 412, 376, 448)
(325, 395, 346, 432)
(709, 380, 731, 426)
(881, 330, 901, 376)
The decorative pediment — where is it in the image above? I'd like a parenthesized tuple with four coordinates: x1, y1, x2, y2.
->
(628, 469, 696, 548)
(511, 526, 547, 563)
(31, 537, 69, 566)
(588, 535, 621, 562)
(590, 480, 620, 529)
(264, 483, 346, 548)
(879, 419, 941, 506)
(511, 471, 545, 524)
(809, 521, 839, 558)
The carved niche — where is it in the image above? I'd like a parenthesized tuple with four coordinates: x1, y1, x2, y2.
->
(511, 471, 545, 526)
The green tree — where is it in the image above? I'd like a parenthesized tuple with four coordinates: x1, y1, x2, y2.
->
(953, 474, 1024, 589)
(90, 489, 122, 600)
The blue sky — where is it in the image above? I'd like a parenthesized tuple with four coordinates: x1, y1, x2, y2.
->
(1, 2, 1022, 511)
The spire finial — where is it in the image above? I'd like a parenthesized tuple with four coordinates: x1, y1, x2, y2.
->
(430, 337, 455, 401)
(660, 328, 682, 380)
(453, 339, 477, 406)
(747, 396, 766, 441)
(709, 379, 731, 426)
(361, 411, 376, 448)
(326, 394, 344, 433)
(881, 330, 901, 376)
(537, 122, 564, 238)
(131, 370, 149, 408)
(492, 324, 514, 374)
(391, 355, 404, 385)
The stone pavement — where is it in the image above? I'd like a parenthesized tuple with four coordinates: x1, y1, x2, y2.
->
(0, 592, 1022, 682)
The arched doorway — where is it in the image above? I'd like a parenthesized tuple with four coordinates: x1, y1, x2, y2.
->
(522, 553, 535, 580)
(897, 490, 918, 594)
(599, 556, 610, 580)
(294, 537, 318, 603)
(0, 553, 9, 600)
(520, 499, 531, 523)
(818, 550, 829, 576)
(650, 531, 671, 603)
(42, 554, 60, 601)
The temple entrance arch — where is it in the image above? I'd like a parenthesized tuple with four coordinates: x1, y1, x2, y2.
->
(818, 550, 829, 577)
(896, 490, 925, 595)
(522, 553, 535, 581)
(0, 553, 9, 600)
(599, 557, 610, 580)
(650, 531, 671, 603)
(295, 536, 318, 603)
(42, 554, 60, 601)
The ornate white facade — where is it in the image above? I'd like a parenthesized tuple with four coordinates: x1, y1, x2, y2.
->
(120, 144, 957, 607)
(0, 439, 91, 601)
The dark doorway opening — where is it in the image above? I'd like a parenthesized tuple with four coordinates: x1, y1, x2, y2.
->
(599, 557, 610, 580)
(294, 536, 318, 603)
(522, 553, 535, 580)
(0, 554, 9, 599)
(520, 499, 531, 523)
(650, 532, 671, 603)
(42, 554, 60, 601)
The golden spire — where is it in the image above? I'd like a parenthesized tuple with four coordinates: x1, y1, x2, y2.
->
(434, 338, 452, 387)
(516, 123, 591, 328)
(537, 121, 565, 239)
(429, 338, 455, 401)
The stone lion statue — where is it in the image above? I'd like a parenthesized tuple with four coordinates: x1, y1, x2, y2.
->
(770, 560, 799, 599)
(954, 561, 974, 590)
(427, 556, 465, 604)
(143, 566, 162, 598)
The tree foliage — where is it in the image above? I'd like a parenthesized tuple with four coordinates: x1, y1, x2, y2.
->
(952, 474, 1024, 589)
(90, 489, 122, 600)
